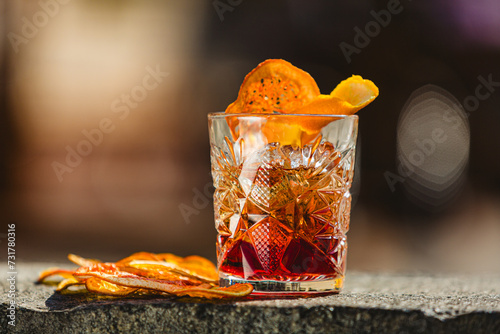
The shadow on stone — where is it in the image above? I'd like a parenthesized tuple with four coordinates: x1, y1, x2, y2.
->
(43, 285, 324, 311)
(44, 291, 177, 311)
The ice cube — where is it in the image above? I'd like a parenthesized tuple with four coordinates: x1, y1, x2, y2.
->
(239, 143, 291, 196)
(281, 142, 339, 173)
(280, 145, 304, 169)
(248, 161, 294, 211)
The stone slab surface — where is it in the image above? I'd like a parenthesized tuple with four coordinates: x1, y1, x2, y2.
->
(1, 263, 499, 333)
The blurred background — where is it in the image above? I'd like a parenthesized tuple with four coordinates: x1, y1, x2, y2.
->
(1, 0, 499, 273)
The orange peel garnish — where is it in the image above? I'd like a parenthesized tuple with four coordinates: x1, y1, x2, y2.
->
(296, 75, 378, 115)
(330, 74, 379, 112)
(224, 59, 378, 145)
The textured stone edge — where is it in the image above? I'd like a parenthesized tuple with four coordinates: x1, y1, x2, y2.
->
(1, 301, 500, 334)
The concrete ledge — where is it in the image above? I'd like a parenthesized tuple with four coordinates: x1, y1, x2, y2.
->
(1, 263, 499, 333)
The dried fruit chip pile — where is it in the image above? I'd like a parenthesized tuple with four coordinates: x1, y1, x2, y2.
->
(38, 253, 253, 299)
(225, 59, 379, 145)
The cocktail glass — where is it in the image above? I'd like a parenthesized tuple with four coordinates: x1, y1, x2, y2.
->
(208, 113, 358, 294)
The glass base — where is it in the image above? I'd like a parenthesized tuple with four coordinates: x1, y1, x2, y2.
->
(219, 275, 343, 295)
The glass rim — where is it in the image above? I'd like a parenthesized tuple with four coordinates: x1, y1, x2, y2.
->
(208, 112, 358, 119)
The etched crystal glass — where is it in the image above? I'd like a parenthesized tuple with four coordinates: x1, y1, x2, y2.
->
(208, 113, 358, 294)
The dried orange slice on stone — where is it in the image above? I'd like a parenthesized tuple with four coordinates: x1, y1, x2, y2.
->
(116, 251, 165, 264)
(68, 254, 102, 267)
(118, 252, 219, 283)
(56, 277, 84, 291)
(38, 252, 254, 299)
(125, 261, 216, 284)
(73, 263, 252, 299)
(85, 277, 138, 296)
(37, 268, 76, 283)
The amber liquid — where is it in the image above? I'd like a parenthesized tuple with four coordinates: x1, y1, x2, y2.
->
(213, 143, 352, 284)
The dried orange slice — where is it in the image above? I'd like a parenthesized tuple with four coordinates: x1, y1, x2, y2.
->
(226, 59, 320, 114)
(68, 254, 102, 267)
(117, 252, 218, 283)
(73, 263, 252, 298)
(56, 277, 84, 292)
(119, 264, 199, 283)
(37, 268, 76, 283)
(85, 277, 138, 296)
(225, 59, 320, 143)
(116, 251, 165, 264)
(127, 260, 218, 284)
